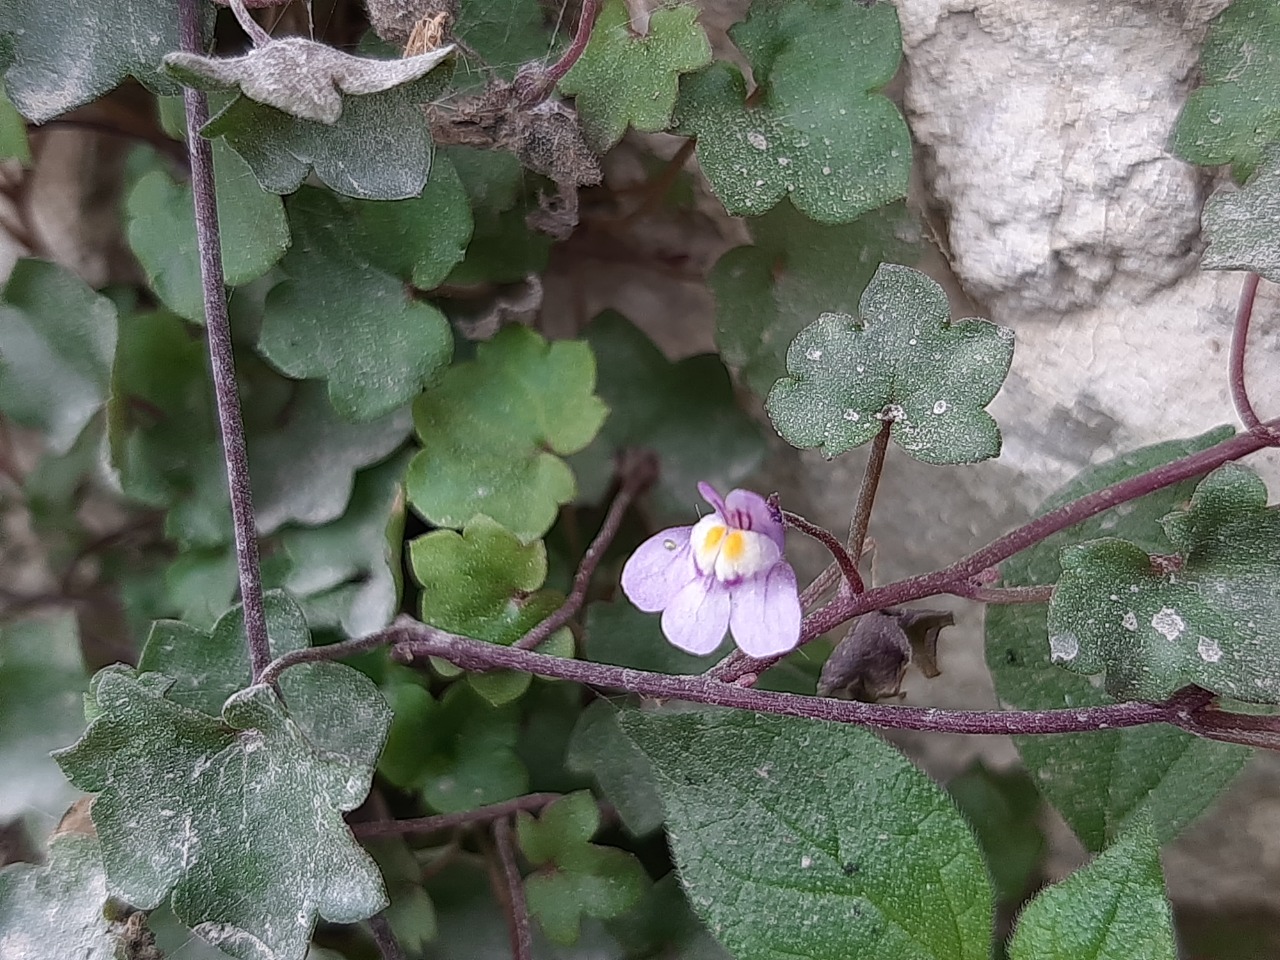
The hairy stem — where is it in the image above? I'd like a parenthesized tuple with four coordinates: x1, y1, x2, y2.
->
(782, 510, 863, 594)
(259, 630, 406, 688)
(1229, 272, 1275, 439)
(951, 582, 1056, 604)
(179, 0, 271, 680)
(714, 418, 1280, 682)
(543, 0, 601, 86)
(368, 913, 405, 960)
(228, 0, 274, 46)
(515, 450, 656, 650)
(352, 794, 562, 840)
(493, 818, 533, 960)
(388, 622, 1250, 741)
(849, 423, 890, 564)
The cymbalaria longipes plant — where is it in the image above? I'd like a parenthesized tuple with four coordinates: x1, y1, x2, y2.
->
(0, 1, 1278, 958)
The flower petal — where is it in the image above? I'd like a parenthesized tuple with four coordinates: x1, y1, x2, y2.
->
(697, 481, 728, 519)
(725, 489, 785, 550)
(728, 562, 801, 658)
(621, 526, 696, 612)
(661, 578, 731, 655)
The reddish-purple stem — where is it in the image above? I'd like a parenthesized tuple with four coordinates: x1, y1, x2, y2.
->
(179, 0, 270, 680)
(368, 913, 405, 960)
(1229, 272, 1273, 438)
(714, 418, 1280, 683)
(543, 0, 602, 87)
(391, 622, 1223, 738)
(783, 510, 864, 594)
(493, 818, 533, 960)
(352, 794, 562, 839)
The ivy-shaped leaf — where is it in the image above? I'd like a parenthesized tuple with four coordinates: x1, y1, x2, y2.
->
(623, 709, 992, 960)
(55, 666, 389, 960)
(947, 762, 1044, 905)
(1170, 0, 1280, 181)
(559, 0, 711, 150)
(259, 176, 466, 420)
(1201, 145, 1280, 283)
(572, 310, 765, 522)
(379, 682, 529, 813)
(165, 38, 454, 124)
(0, 87, 30, 164)
(281, 451, 411, 639)
(407, 325, 608, 541)
(985, 428, 1251, 852)
(674, 0, 909, 222)
(0, 0, 192, 123)
(767, 263, 1014, 464)
(1008, 817, 1174, 960)
(0, 258, 117, 455)
(0, 832, 121, 959)
(0, 613, 88, 823)
(125, 141, 290, 323)
(200, 68, 447, 201)
(1048, 463, 1280, 702)
(455, 0, 549, 83)
(516, 791, 648, 945)
(566, 701, 665, 837)
(710, 198, 919, 398)
(410, 515, 572, 704)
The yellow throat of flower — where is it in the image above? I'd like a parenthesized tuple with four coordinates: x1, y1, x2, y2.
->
(691, 515, 777, 583)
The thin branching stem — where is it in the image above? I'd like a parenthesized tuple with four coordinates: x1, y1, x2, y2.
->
(849, 423, 890, 564)
(259, 630, 403, 688)
(515, 451, 656, 650)
(1228, 272, 1276, 440)
(368, 913, 405, 960)
(352, 794, 562, 840)
(782, 511, 864, 594)
(951, 582, 1055, 604)
(713, 417, 1280, 683)
(389, 623, 1270, 745)
(179, 0, 271, 681)
(543, 0, 601, 86)
(227, 0, 274, 46)
(493, 818, 533, 960)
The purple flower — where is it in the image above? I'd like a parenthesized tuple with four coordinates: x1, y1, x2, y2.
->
(620, 482, 802, 658)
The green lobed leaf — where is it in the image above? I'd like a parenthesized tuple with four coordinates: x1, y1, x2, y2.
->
(1008, 816, 1174, 960)
(201, 68, 446, 201)
(0, 832, 121, 959)
(55, 666, 389, 960)
(947, 762, 1044, 905)
(0, 0, 191, 123)
(410, 515, 572, 704)
(767, 263, 1014, 464)
(622, 709, 992, 960)
(164, 38, 454, 124)
(259, 173, 465, 421)
(1048, 463, 1280, 702)
(367, 840, 438, 954)
(379, 681, 530, 812)
(1201, 145, 1280, 283)
(281, 450, 411, 639)
(674, 0, 910, 222)
(584, 599, 724, 673)
(455, 0, 549, 82)
(0, 86, 30, 164)
(559, 0, 711, 150)
(0, 258, 118, 455)
(711, 199, 919, 398)
(0, 613, 88, 823)
(566, 700, 665, 837)
(572, 310, 766, 522)
(985, 428, 1251, 852)
(407, 325, 608, 541)
(125, 141, 290, 323)
(1170, 0, 1280, 181)
(517, 791, 649, 945)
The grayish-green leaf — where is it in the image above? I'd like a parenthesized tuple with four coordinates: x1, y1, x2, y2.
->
(767, 263, 1013, 464)
(986, 428, 1251, 851)
(947, 762, 1043, 904)
(0, 612, 87, 822)
(566, 701, 664, 836)
(622, 709, 992, 960)
(54, 667, 388, 960)
(125, 141, 290, 322)
(1201, 145, 1280, 283)
(1008, 816, 1174, 960)
(164, 38, 454, 124)
(202, 69, 446, 200)
(0, 258, 117, 454)
(710, 199, 919, 398)
(259, 175, 463, 421)
(0, 87, 30, 164)
(674, 0, 909, 222)
(0, 832, 121, 960)
(1048, 463, 1280, 702)
(0, 0, 191, 123)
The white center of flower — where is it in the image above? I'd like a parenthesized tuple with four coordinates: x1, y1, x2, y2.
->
(690, 515, 779, 583)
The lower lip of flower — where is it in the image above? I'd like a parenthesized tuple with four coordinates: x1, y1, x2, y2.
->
(691, 516, 776, 583)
